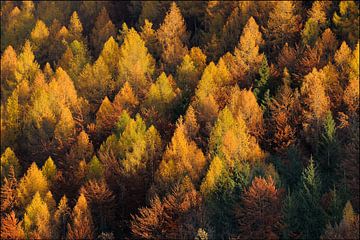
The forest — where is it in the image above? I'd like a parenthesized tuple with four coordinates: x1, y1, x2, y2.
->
(0, 1, 359, 239)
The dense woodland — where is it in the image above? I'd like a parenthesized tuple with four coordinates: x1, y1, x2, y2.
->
(0, 1, 359, 239)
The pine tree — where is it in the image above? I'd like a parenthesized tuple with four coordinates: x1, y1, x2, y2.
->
(17, 162, 49, 207)
(67, 193, 94, 240)
(118, 28, 155, 97)
(157, 2, 189, 73)
(0, 211, 25, 239)
(237, 176, 283, 239)
(253, 56, 270, 104)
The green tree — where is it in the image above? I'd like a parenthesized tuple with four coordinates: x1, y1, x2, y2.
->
(87, 156, 104, 181)
(253, 56, 270, 104)
(1, 147, 21, 180)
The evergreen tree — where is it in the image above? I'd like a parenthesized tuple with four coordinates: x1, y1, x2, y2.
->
(253, 56, 271, 105)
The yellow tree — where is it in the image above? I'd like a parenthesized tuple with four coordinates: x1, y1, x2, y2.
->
(155, 117, 206, 193)
(15, 40, 40, 84)
(54, 195, 71, 240)
(17, 162, 49, 207)
(100, 36, 120, 79)
(157, 2, 189, 73)
(1, 147, 21, 180)
(1, 45, 18, 101)
(118, 28, 155, 97)
(113, 81, 139, 115)
(68, 11, 83, 42)
(30, 19, 49, 62)
(67, 193, 94, 240)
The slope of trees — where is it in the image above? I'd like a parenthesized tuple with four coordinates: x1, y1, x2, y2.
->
(0, 1, 359, 239)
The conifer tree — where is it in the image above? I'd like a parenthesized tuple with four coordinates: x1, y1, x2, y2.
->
(118, 28, 155, 97)
(113, 81, 139, 115)
(0, 211, 25, 239)
(265, 1, 301, 49)
(17, 162, 49, 207)
(237, 176, 283, 239)
(155, 118, 206, 193)
(54, 106, 75, 146)
(68, 11, 83, 42)
(1, 147, 21, 180)
(0, 166, 18, 214)
(96, 96, 117, 138)
(333, 1, 359, 47)
(15, 40, 40, 84)
(23, 192, 51, 239)
(157, 2, 189, 73)
(87, 156, 104, 181)
(54, 195, 71, 240)
(30, 19, 49, 62)
(90, 7, 116, 56)
(67, 193, 94, 240)
(1, 45, 18, 101)
(100, 37, 120, 79)
(140, 19, 161, 59)
(41, 157, 57, 184)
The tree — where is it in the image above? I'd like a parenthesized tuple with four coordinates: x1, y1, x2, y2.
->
(209, 107, 264, 168)
(23, 192, 51, 239)
(41, 157, 57, 183)
(236, 176, 283, 239)
(228, 87, 264, 140)
(140, 19, 161, 59)
(301, 68, 330, 150)
(54, 195, 71, 240)
(264, 1, 301, 49)
(17, 162, 49, 207)
(118, 28, 155, 97)
(131, 177, 204, 239)
(0, 211, 25, 239)
(68, 11, 83, 42)
(78, 56, 114, 107)
(1, 147, 21, 180)
(333, 1, 359, 47)
(113, 81, 139, 115)
(233, 17, 264, 86)
(80, 180, 116, 233)
(54, 106, 75, 146)
(1, 45, 18, 101)
(68, 130, 94, 163)
(1, 166, 18, 214)
(67, 193, 94, 240)
(96, 96, 118, 138)
(30, 19, 49, 63)
(90, 7, 116, 56)
(283, 157, 326, 239)
(184, 105, 200, 141)
(15, 40, 40, 84)
(157, 2, 189, 73)
(100, 37, 120, 79)
(321, 201, 359, 239)
(155, 118, 206, 194)
(87, 156, 104, 181)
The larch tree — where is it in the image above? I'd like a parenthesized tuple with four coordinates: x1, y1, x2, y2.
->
(41, 157, 57, 184)
(30, 19, 49, 63)
(23, 192, 51, 239)
(15, 40, 40, 84)
(155, 117, 206, 194)
(228, 87, 264, 141)
(67, 193, 94, 240)
(90, 7, 116, 56)
(0, 166, 18, 214)
(113, 81, 139, 116)
(95, 96, 118, 139)
(157, 2, 189, 73)
(140, 19, 161, 60)
(1, 45, 18, 101)
(54, 106, 76, 147)
(264, 1, 301, 50)
(333, 1, 359, 47)
(17, 162, 49, 208)
(1, 147, 21, 180)
(118, 28, 155, 98)
(68, 11, 83, 42)
(100, 36, 120, 79)
(53, 195, 71, 240)
(236, 176, 283, 239)
(232, 16, 264, 86)
(86, 156, 104, 181)
(0, 211, 25, 239)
